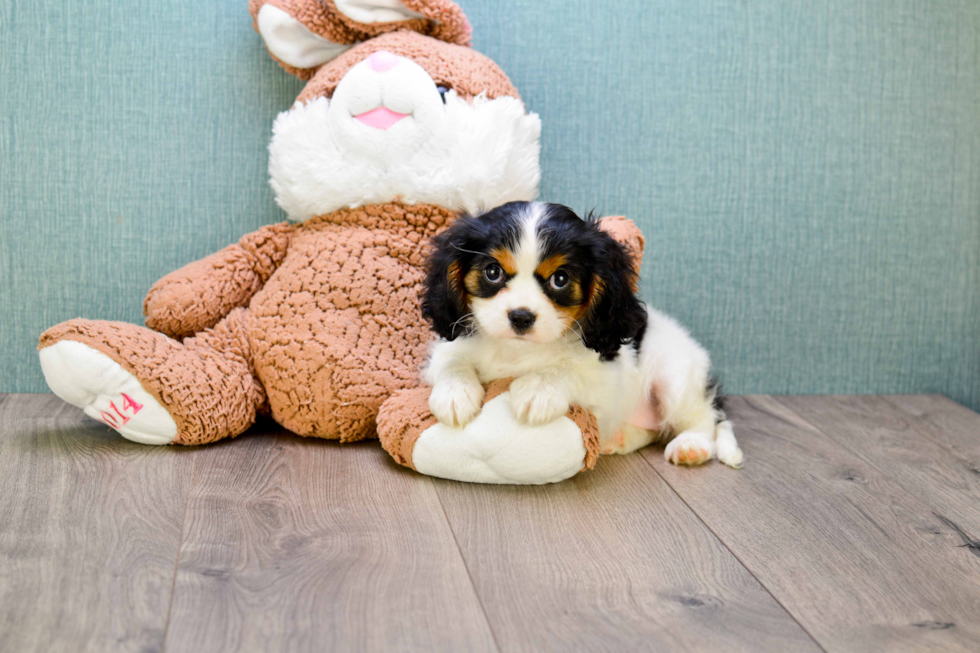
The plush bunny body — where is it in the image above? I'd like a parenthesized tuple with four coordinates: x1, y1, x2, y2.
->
(38, 0, 646, 482)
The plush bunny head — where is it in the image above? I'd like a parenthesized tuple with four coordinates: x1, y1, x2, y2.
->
(250, 0, 542, 221)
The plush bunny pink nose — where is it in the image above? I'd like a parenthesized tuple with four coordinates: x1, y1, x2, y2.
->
(367, 50, 399, 73)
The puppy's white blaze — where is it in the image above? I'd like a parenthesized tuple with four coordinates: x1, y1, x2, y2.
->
(514, 201, 545, 273)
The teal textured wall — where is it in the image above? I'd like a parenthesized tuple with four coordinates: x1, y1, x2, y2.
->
(2, 1, 979, 409)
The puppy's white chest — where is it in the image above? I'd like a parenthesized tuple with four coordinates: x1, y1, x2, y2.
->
(473, 340, 565, 382)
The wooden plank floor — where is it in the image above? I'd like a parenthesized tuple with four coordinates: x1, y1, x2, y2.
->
(2, 393, 979, 652)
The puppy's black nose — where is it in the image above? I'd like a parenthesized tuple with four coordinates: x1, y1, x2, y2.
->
(508, 308, 536, 334)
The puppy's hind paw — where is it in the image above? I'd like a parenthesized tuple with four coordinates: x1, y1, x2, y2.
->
(429, 379, 484, 428)
(509, 375, 569, 425)
(715, 420, 744, 468)
(665, 431, 715, 466)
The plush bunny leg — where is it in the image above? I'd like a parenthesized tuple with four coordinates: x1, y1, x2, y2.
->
(378, 379, 601, 484)
(39, 308, 265, 445)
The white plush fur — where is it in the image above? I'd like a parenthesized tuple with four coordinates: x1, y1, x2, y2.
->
(268, 54, 542, 221)
(424, 204, 743, 467)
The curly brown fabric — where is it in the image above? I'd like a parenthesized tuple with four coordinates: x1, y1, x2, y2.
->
(247, 202, 455, 442)
(298, 31, 519, 103)
(375, 386, 435, 470)
(567, 404, 600, 471)
(481, 377, 514, 402)
(249, 0, 472, 79)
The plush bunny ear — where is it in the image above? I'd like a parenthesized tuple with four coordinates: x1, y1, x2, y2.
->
(250, 0, 472, 79)
(349, 0, 472, 45)
(333, 0, 425, 24)
(256, 5, 352, 71)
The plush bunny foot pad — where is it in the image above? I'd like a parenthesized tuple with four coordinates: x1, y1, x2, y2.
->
(39, 340, 177, 445)
(378, 379, 601, 484)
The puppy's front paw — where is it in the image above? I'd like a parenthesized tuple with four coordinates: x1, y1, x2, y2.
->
(510, 375, 569, 425)
(429, 379, 484, 428)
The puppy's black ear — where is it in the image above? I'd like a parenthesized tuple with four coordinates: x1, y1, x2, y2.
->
(421, 224, 470, 341)
(581, 229, 647, 361)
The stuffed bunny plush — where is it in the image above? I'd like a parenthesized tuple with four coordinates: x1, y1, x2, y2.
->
(38, 0, 644, 484)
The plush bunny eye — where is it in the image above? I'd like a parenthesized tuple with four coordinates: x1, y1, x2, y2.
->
(484, 263, 503, 283)
(436, 85, 450, 104)
(549, 270, 570, 290)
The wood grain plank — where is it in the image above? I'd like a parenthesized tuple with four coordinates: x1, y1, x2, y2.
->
(434, 453, 821, 653)
(780, 395, 980, 535)
(164, 427, 498, 653)
(0, 394, 192, 653)
(646, 395, 980, 653)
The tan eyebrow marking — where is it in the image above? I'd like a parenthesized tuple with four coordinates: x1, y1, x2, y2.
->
(490, 248, 518, 276)
(535, 254, 568, 279)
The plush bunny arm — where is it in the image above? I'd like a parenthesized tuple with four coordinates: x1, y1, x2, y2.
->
(143, 223, 294, 339)
(598, 216, 645, 286)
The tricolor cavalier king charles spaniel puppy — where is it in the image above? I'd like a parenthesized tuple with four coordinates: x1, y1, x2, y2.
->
(421, 201, 743, 467)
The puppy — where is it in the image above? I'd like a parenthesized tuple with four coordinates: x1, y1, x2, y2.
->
(421, 201, 743, 467)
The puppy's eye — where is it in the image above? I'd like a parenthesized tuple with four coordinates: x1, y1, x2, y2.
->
(484, 264, 503, 283)
(436, 85, 450, 104)
(549, 270, 570, 290)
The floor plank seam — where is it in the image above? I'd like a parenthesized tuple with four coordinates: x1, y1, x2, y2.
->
(431, 481, 505, 653)
(159, 451, 197, 653)
(637, 452, 830, 653)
